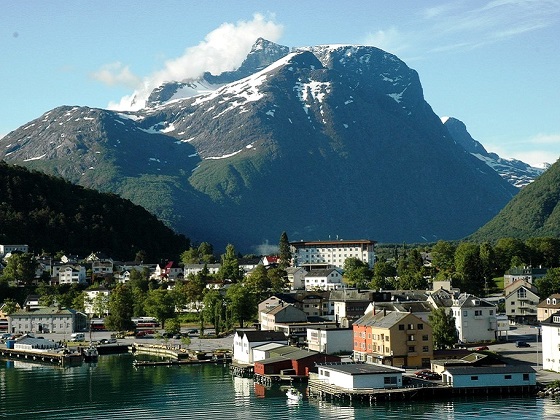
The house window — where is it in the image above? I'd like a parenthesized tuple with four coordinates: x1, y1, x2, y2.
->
(408, 335, 415, 341)
(324, 370, 330, 377)
(475, 310, 482, 316)
(490, 310, 494, 315)
(523, 374, 529, 381)
(408, 346, 415, 352)
(399, 324, 404, 330)
(471, 376, 479, 381)
(408, 324, 414, 330)
(422, 335, 429, 341)
(423, 346, 429, 352)
(463, 311, 468, 317)
(504, 375, 512, 380)
(384, 376, 397, 385)
(417, 324, 424, 330)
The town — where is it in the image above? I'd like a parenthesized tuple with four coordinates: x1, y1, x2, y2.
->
(2, 237, 560, 402)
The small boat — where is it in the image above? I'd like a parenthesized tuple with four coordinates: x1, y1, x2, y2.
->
(82, 345, 99, 362)
(286, 387, 302, 402)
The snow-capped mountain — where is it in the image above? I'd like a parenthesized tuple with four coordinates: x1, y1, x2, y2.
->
(442, 116, 546, 188)
(0, 39, 518, 251)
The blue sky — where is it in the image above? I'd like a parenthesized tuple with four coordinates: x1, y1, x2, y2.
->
(2, 0, 559, 166)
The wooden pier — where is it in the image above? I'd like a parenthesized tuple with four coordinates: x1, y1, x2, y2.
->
(0, 347, 83, 366)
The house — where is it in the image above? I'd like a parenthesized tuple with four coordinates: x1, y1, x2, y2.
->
(260, 255, 279, 267)
(314, 362, 405, 390)
(260, 304, 308, 331)
(285, 267, 307, 290)
(451, 294, 497, 343)
(153, 261, 183, 281)
(254, 348, 341, 376)
(252, 342, 293, 362)
(307, 326, 353, 354)
(370, 300, 434, 323)
(8, 306, 86, 334)
(441, 365, 536, 388)
(353, 309, 433, 368)
(503, 266, 547, 290)
(304, 268, 343, 291)
(330, 289, 384, 327)
(84, 287, 110, 317)
(299, 292, 332, 319)
(504, 283, 540, 324)
(58, 264, 87, 285)
(537, 294, 560, 322)
(431, 352, 506, 374)
(274, 319, 339, 346)
(0, 244, 29, 258)
(290, 239, 376, 270)
(541, 311, 560, 373)
(258, 294, 300, 324)
(184, 263, 221, 278)
(232, 329, 288, 365)
(91, 259, 113, 277)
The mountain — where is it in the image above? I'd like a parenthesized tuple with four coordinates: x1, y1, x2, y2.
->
(0, 161, 189, 260)
(468, 159, 560, 241)
(0, 40, 518, 252)
(442, 117, 546, 188)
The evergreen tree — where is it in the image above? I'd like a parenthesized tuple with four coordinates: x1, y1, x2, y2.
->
(218, 244, 241, 282)
(278, 231, 292, 269)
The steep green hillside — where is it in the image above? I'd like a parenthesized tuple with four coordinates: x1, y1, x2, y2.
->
(0, 161, 189, 260)
(469, 159, 560, 241)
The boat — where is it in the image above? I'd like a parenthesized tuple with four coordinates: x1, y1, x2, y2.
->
(82, 345, 99, 362)
(286, 387, 303, 402)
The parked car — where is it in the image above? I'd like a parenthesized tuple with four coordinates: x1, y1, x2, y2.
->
(475, 346, 489, 351)
(414, 370, 441, 380)
(516, 341, 530, 348)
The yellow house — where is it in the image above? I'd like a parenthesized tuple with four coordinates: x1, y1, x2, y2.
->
(353, 309, 433, 369)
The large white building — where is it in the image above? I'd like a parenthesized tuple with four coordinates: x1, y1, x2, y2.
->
(290, 239, 376, 269)
(451, 294, 497, 343)
(541, 312, 560, 373)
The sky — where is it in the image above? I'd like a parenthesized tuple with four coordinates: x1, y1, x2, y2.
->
(2, 0, 559, 167)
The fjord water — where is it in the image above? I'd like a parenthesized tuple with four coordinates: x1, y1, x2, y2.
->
(1, 354, 558, 419)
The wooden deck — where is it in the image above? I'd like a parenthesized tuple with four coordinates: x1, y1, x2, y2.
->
(0, 347, 83, 366)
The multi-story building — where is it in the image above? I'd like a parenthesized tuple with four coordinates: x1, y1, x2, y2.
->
(353, 308, 433, 368)
(504, 283, 540, 324)
(304, 268, 344, 291)
(503, 266, 548, 289)
(0, 244, 29, 258)
(451, 294, 497, 343)
(8, 306, 86, 334)
(58, 265, 87, 285)
(541, 311, 560, 373)
(84, 287, 110, 317)
(537, 294, 560, 322)
(290, 239, 376, 269)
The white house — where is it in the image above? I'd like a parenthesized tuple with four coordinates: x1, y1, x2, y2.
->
(285, 267, 307, 290)
(184, 264, 221, 277)
(451, 294, 497, 343)
(232, 329, 287, 365)
(13, 335, 58, 351)
(0, 244, 29, 258)
(442, 365, 536, 388)
(260, 304, 308, 331)
(290, 239, 376, 269)
(8, 307, 79, 334)
(314, 362, 404, 389)
(304, 268, 343, 291)
(504, 283, 540, 324)
(84, 287, 110, 317)
(541, 312, 560, 373)
(58, 265, 87, 285)
(306, 327, 353, 354)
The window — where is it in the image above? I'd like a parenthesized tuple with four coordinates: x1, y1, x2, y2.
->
(475, 310, 482, 316)
(504, 375, 512, 380)
(384, 376, 397, 385)
(398, 324, 405, 330)
(423, 346, 429, 352)
(417, 324, 424, 330)
(422, 335, 429, 341)
(324, 370, 330, 377)
(471, 376, 479, 381)
(490, 310, 494, 315)
(523, 374, 529, 381)
(408, 346, 416, 352)
(463, 311, 468, 317)
(408, 335, 415, 341)
(408, 324, 414, 330)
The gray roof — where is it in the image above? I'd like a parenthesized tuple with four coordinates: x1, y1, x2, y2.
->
(444, 365, 535, 375)
(354, 310, 411, 328)
(305, 269, 340, 277)
(235, 329, 287, 343)
(318, 362, 404, 375)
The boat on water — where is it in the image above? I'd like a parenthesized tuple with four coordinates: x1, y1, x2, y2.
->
(82, 345, 99, 362)
(286, 387, 303, 402)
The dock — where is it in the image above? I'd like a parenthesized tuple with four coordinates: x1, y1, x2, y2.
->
(0, 347, 83, 366)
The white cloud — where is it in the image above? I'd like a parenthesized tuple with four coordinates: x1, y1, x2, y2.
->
(487, 132, 560, 166)
(91, 62, 142, 89)
(362, 27, 409, 54)
(107, 13, 283, 111)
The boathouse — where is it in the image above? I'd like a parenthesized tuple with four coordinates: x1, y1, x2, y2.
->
(232, 329, 287, 365)
(442, 365, 536, 388)
(315, 362, 405, 390)
(254, 348, 340, 376)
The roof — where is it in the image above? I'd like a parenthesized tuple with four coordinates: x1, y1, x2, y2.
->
(453, 294, 496, 309)
(444, 365, 535, 375)
(290, 239, 376, 247)
(252, 342, 286, 352)
(318, 362, 404, 375)
(235, 329, 287, 343)
(537, 294, 560, 309)
(10, 307, 75, 317)
(354, 310, 414, 329)
(374, 301, 433, 313)
(305, 269, 340, 277)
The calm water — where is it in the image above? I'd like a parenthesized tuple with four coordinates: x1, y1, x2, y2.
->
(1, 354, 560, 419)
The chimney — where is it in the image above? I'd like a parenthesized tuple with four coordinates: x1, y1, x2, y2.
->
(383, 309, 386, 317)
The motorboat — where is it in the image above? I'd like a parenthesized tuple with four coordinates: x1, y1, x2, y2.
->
(286, 387, 302, 402)
(82, 345, 99, 362)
